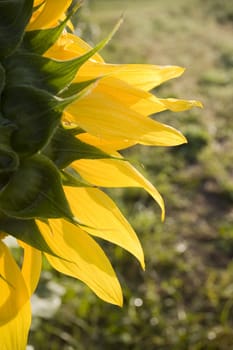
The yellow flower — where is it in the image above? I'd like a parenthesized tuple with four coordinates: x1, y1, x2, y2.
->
(0, 0, 202, 347)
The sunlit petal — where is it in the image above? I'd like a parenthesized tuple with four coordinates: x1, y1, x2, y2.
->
(64, 186, 145, 268)
(0, 241, 31, 349)
(0, 241, 29, 324)
(19, 241, 42, 295)
(77, 62, 185, 91)
(72, 158, 165, 220)
(37, 220, 123, 306)
(0, 301, 31, 350)
(67, 91, 187, 146)
(28, 0, 72, 30)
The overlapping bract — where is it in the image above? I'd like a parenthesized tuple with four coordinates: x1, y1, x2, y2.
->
(0, 0, 202, 348)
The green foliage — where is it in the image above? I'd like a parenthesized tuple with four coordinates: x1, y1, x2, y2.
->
(28, 1, 233, 349)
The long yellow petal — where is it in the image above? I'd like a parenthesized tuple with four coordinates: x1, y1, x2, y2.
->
(158, 97, 203, 111)
(0, 302, 31, 350)
(0, 242, 31, 350)
(76, 131, 137, 152)
(37, 220, 123, 306)
(67, 91, 187, 146)
(45, 32, 105, 62)
(64, 186, 145, 269)
(92, 76, 166, 116)
(76, 62, 185, 91)
(28, 0, 72, 30)
(33, 0, 44, 6)
(72, 159, 165, 220)
(0, 242, 29, 324)
(20, 242, 42, 296)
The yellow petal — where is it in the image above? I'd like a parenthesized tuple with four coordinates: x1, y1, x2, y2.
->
(158, 97, 204, 111)
(0, 241, 29, 324)
(34, 0, 44, 6)
(0, 241, 31, 349)
(45, 32, 104, 62)
(76, 131, 137, 152)
(72, 159, 165, 221)
(76, 62, 185, 91)
(64, 186, 145, 269)
(37, 220, 123, 306)
(28, 0, 72, 30)
(67, 91, 187, 146)
(0, 301, 31, 350)
(20, 242, 42, 295)
(92, 76, 166, 115)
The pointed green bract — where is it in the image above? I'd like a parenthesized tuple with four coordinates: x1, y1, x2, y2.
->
(0, 155, 74, 220)
(0, 0, 33, 58)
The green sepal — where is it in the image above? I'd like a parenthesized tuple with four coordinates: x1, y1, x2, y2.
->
(61, 168, 93, 188)
(22, 1, 81, 55)
(0, 154, 74, 220)
(2, 85, 73, 156)
(0, 212, 58, 256)
(0, 0, 33, 58)
(4, 52, 97, 95)
(43, 125, 112, 169)
(0, 63, 5, 96)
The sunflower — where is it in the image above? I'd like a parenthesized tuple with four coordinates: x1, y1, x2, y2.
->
(0, 0, 202, 348)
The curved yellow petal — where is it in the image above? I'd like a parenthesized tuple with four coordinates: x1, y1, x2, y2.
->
(67, 91, 187, 147)
(37, 220, 123, 306)
(76, 62, 185, 91)
(0, 241, 31, 350)
(92, 76, 166, 116)
(34, 0, 44, 6)
(72, 159, 165, 221)
(0, 301, 31, 350)
(64, 186, 145, 269)
(0, 242, 29, 324)
(28, 0, 72, 30)
(76, 132, 137, 152)
(20, 242, 42, 295)
(158, 98, 203, 111)
(45, 32, 104, 62)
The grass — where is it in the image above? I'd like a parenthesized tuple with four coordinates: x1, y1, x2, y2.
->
(29, 1, 233, 349)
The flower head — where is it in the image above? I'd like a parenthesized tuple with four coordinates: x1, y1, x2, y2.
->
(0, 0, 202, 347)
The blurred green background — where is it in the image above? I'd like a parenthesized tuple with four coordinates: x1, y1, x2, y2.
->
(28, 0, 233, 349)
